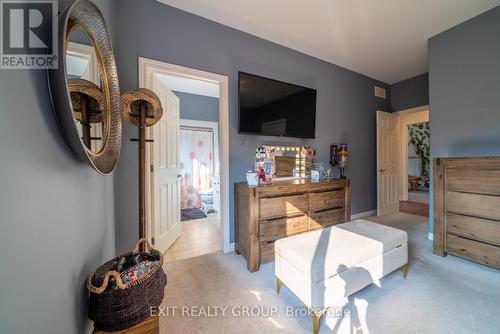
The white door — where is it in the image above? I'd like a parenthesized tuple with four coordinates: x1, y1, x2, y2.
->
(377, 111, 400, 216)
(149, 76, 181, 254)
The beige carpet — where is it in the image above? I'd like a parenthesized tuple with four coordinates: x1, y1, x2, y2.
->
(160, 213, 500, 333)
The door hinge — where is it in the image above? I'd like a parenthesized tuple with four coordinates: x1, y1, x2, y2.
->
(151, 237, 155, 245)
(150, 164, 154, 173)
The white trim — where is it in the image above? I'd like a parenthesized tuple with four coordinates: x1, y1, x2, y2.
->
(394, 105, 429, 115)
(228, 243, 235, 252)
(139, 57, 231, 254)
(351, 210, 377, 220)
(180, 119, 218, 129)
(156, 73, 220, 98)
(428, 232, 434, 241)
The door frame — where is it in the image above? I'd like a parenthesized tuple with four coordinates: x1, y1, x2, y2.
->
(66, 42, 100, 85)
(139, 57, 231, 253)
(394, 106, 429, 201)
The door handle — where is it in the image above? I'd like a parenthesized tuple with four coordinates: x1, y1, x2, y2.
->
(377, 169, 386, 172)
(177, 173, 182, 178)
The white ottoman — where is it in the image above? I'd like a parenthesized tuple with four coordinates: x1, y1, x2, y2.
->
(275, 219, 408, 334)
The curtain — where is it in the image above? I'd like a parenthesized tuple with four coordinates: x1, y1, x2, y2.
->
(179, 128, 214, 209)
(408, 144, 421, 177)
(408, 122, 430, 177)
(408, 122, 430, 191)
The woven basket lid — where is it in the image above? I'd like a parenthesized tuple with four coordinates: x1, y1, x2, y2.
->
(120, 88, 163, 127)
(68, 78, 106, 123)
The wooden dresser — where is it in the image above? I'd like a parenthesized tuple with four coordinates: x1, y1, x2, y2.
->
(235, 179, 351, 272)
(434, 157, 500, 269)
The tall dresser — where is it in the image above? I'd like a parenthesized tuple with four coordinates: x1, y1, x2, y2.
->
(235, 179, 351, 272)
(433, 157, 500, 269)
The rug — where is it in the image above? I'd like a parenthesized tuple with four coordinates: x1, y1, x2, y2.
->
(181, 208, 207, 222)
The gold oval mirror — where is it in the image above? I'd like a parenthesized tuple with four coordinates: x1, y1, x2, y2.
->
(48, 0, 121, 174)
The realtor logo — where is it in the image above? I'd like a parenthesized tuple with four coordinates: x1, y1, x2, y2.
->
(1, 0, 58, 69)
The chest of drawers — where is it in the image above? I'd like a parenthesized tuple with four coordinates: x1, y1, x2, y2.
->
(235, 179, 351, 272)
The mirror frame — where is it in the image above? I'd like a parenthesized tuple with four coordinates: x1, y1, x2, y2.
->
(49, 0, 121, 174)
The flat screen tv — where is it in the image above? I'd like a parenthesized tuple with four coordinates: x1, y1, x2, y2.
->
(238, 72, 316, 138)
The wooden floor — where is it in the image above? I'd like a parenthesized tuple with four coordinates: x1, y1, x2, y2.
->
(399, 200, 429, 217)
(408, 190, 429, 204)
(165, 213, 220, 263)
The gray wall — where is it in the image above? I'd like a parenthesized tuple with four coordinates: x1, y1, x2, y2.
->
(112, 0, 391, 252)
(390, 73, 429, 111)
(173, 90, 219, 122)
(0, 1, 117, 334)
(428, 5, 500, 231)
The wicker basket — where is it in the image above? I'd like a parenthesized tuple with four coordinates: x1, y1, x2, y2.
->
(87, 239, 167, 331)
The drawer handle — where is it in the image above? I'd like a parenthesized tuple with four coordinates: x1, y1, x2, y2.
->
(312, 207, 344, 214)
(261, 193, 307, 199)
(261, 213, 305, 222)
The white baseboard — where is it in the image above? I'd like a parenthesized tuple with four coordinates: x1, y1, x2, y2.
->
(351, 210, 377, 220)
(428, 232, 434, 241)
(228, 243, 235, 252)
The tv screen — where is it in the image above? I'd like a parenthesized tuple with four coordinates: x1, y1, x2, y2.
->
(238, 72, 316, 138)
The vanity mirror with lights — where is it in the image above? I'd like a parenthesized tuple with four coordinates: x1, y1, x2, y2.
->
(257, 145, 317, 179)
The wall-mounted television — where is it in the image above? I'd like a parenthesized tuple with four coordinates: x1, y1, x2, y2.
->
(238, 72, 316, 138)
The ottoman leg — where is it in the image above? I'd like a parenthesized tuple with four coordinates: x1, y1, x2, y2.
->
(276, 277, 283, 294)
(401, 263, 409, 279)
(310, 309, 325, 334)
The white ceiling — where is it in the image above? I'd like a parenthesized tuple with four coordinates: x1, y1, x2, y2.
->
(156, 73, 220, 97)
(158, 0, 500, 84)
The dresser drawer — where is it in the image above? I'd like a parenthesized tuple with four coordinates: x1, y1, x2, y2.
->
(309, 208, 345, 230)
(259, 194, 308, 220)
(309, 190, 344, 212)
(259, 214, 308, 242)
(446, 212, 500, 246)
(446, 191, 500, 221)
(446, 234, 500, 269)
(260, 241, 275, 262)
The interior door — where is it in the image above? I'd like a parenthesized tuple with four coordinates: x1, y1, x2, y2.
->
(377, 111, 400, 216)
(149, 76, 181, 254)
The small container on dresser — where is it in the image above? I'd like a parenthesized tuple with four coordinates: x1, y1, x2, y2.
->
(235, 178, 351, 272)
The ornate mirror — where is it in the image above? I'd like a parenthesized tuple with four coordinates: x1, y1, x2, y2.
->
(49, 0, 121, 174)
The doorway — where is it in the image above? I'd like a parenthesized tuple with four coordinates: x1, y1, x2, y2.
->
(407, 122, 430, 201)
(397, 107, 429, 217)
(139, 58, 230, 261)
(174, 118, 220, 262)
